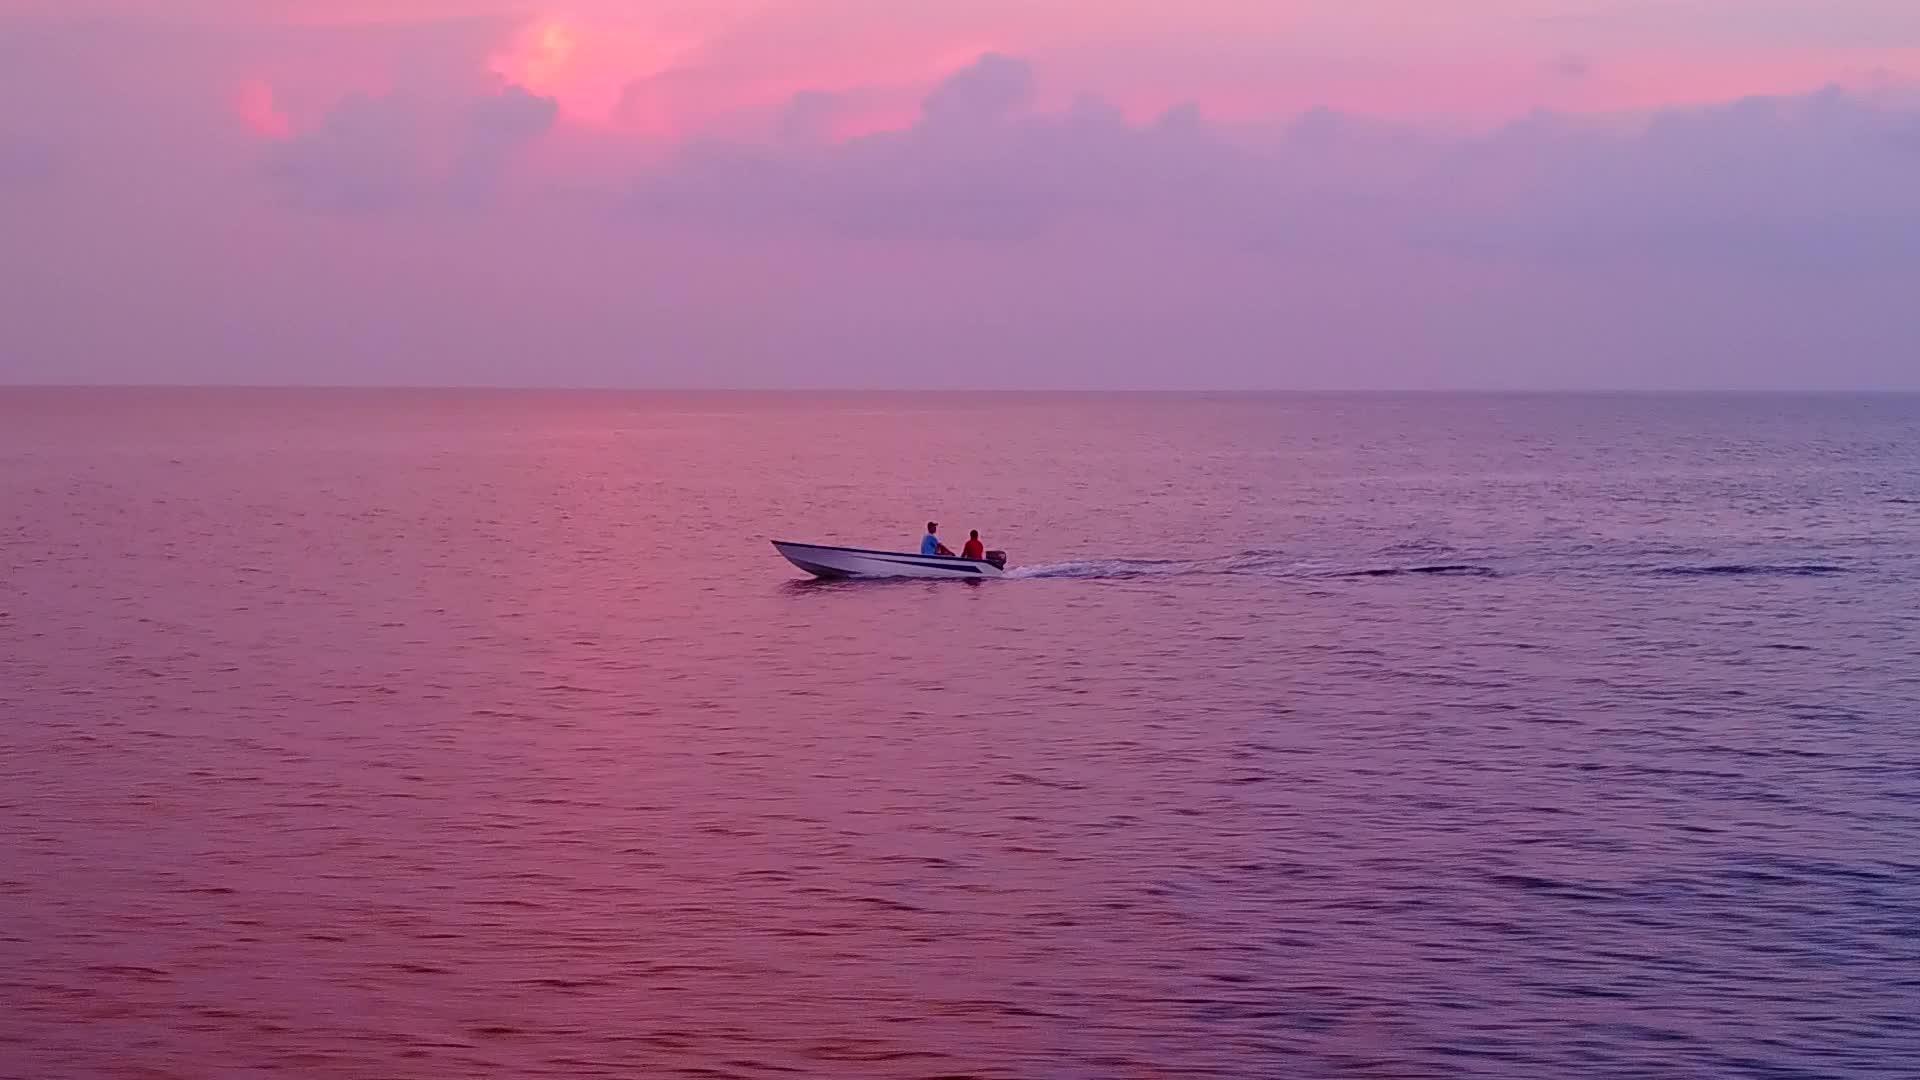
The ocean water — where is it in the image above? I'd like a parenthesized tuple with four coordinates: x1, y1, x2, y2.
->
(2, 388, 1917, 1079)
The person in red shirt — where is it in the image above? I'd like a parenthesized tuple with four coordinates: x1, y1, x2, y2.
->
(961, 529, 985, 561)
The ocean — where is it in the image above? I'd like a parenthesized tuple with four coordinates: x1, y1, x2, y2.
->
(2, 388, 1917, 1078)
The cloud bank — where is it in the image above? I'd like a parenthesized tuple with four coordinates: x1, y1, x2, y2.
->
(268, 83, 557, 209)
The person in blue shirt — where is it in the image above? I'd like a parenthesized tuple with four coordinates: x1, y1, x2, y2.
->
(920, 521, 954, 556)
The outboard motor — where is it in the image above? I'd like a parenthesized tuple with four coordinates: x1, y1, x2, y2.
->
(984, 550, 1008, 570)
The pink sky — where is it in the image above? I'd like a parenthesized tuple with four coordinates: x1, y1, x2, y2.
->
(3, 1, 1919, 387)
(38, 0, 1909, 134)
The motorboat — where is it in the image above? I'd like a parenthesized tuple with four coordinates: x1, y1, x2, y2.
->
(773, 540, 1009, 580)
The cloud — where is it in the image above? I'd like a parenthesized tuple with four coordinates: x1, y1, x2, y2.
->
(269, 81, 555, 210)
(630, 54, 1254, 241)
(268, 92, 431, 210)
(775, 90, 845, 145)
(1420, 87, 1920, 273)
(467, 82, 559, 144)
(455, 82, 558, 194)
(628, 58, 1920, 276)
(920, 51, 1034, 128)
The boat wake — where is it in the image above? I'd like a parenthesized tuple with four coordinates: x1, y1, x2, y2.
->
(1650, 563, 1848, 577)
(1004, 547, 1860, 584)
(1008, 549, 1502, 582)
(1007, 557, 1197, 581)
(1334, 564, 1500, 578)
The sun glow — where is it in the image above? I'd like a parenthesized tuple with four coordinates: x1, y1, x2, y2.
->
(490, 14, 703, 130)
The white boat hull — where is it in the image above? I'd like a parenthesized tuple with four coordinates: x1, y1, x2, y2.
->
(773, 540, 1006, 580)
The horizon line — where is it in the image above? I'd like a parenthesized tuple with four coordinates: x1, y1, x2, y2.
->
(5, 383, 1920, 395)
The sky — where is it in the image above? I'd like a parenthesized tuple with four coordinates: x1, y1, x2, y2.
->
(2, 1, 1918, 388)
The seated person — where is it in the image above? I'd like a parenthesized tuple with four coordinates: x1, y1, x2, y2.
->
(920, 521, 954, 557)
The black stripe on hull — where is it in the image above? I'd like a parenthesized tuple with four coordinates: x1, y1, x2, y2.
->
(860, 555, 982, 574)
